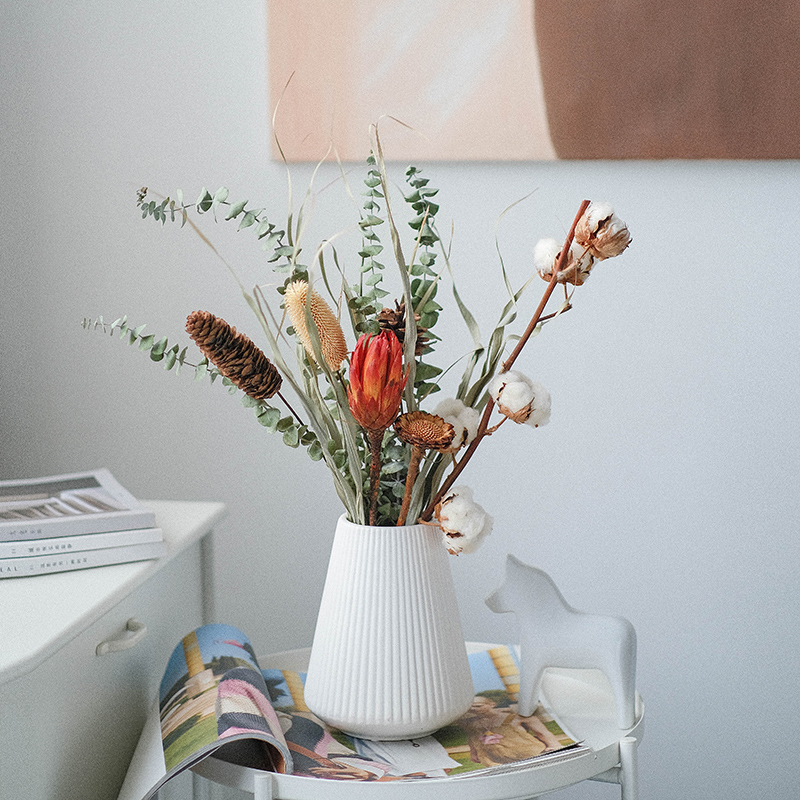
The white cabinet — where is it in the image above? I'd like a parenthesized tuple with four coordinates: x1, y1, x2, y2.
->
(0, 500, 225, 800)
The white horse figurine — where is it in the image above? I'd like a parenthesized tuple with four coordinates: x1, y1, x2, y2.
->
(485, 554, 637, 729)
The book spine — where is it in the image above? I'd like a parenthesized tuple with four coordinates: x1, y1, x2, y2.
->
(0, 509, 157, 542)
(0, 527, 163, 559)
(0, 541, 167, 578)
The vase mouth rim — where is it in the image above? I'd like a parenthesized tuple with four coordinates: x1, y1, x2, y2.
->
(338, 512, 434, 533)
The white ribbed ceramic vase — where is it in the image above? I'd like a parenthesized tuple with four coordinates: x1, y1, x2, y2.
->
(303, 514, 475, 740)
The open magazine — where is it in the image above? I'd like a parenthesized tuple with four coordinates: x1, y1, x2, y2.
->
(0, 468, 156, 540)
(118, 624, 583, 799)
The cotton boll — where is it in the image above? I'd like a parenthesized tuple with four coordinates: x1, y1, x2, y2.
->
(489, 370, 533, 412)
(582, 201, 615, 229)
(533, 238, 561, 278)
(435, 485, 493, 555)
(567, 241, 595, 285)
(434, 397, 481, 451)
(525, 381, 551, 428)
(496, 380, 535, 414)
(575, 202, 631, 260)
(489, 370, 551, 427)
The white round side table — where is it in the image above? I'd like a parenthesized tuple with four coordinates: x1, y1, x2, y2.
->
(190, 644, 643, 800)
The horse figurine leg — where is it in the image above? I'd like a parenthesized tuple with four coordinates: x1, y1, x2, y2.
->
(514, 649, 548, 717)
(603, 617, 638, 729)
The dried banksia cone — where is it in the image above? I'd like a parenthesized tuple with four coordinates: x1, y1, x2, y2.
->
(284, 281, 348, 370)
(394, 411, 455, 526)
(378, 301, 429, 356)
(186, 310, 282, 400)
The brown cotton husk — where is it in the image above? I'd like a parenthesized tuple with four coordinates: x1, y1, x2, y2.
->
(496, 401, 533, 424)
(574, 206, 632, 260)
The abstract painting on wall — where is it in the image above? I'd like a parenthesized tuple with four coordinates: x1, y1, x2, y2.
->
(267, 0, 800, 161)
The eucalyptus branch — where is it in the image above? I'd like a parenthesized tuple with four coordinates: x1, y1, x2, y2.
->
(370, 124, 418, 411)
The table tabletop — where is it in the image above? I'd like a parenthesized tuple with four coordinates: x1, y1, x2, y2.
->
(191, 644, 644, 800)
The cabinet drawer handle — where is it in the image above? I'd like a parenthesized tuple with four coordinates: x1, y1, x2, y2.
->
(96, 618, 148, 656)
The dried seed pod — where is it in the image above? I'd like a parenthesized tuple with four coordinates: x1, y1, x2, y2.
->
(434, 485, 493, 555)
(377, 300, 429, 356)
(394, 411, 455, 452)
(488, 370, 551, 428)
(534, 238, 595, 286)
(433, 398, 480, 452)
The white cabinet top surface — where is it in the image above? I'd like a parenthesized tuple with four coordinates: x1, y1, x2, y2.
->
(0, 499, 226, 686)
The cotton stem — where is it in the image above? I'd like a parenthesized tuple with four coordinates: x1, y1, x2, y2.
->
(419, 200, 590, 521)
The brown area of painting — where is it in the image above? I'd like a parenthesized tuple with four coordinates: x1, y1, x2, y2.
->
(535, 1, 800, 159)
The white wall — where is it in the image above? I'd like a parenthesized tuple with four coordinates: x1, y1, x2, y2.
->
(2, 3, 799, 798)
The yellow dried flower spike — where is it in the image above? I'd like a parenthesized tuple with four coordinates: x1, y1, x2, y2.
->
(284, 281, 348, 371)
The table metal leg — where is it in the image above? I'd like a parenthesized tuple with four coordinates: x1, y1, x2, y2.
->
(253, 772, 275, 800)
(200, 531, 216, 625)
(192, 771, 212, 800)
(619, 736, 639, 800)
(590, 736, 639, 800)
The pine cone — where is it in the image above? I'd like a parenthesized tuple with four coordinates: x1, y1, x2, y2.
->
(186, 311, 282, 401)
(378, 301, 429, 356)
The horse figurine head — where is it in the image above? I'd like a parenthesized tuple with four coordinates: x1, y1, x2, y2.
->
(486, 555, 575, 618)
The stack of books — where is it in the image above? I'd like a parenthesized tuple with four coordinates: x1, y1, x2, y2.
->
(0, 469, 165, 578)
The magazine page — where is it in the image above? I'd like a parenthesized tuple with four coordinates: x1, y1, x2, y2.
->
(261, 644, 582, 782)
(118, 624, 292, 800)
(0, 468, 156, 541)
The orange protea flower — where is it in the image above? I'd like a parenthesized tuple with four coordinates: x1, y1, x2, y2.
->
(347, 330, 407, 433)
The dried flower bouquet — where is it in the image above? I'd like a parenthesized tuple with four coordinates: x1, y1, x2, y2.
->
(85, 130, 630, 555)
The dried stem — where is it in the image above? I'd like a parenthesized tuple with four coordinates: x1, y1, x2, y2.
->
(396, 446, 424, 526)
(485, 416, 509, 435)
(367, 429, 384, 526)
(276, 391, 305, 426)
(419, 199, 590, 522)
(501, 200, 590, 372)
